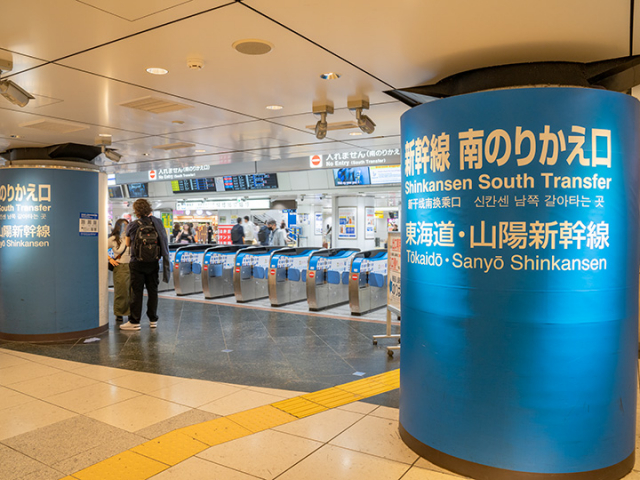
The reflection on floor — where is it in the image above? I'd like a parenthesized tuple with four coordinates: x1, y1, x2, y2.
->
(0, 294, 401, 406)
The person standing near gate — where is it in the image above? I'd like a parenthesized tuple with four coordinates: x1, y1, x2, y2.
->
(120, 199, 169, 331)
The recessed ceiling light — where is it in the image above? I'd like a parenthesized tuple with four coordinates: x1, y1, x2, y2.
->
(349, 132, 363, 136)
(232, 39, 274, 55)
(320, 72, 341, 80)
(9, 134, 21, 138)
(98, 133, 112, 137)
(172, 120, 185, 125)
(266, 105, 283, 110)
(194, 149, 206, 153)
(142, 153, 150, 156)
(146, 67, 168, 75)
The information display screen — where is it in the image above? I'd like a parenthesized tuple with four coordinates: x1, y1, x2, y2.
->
(108, 186, 123, 199)
(171, 178, 217, 193)
(369, 165, 401, 184)
(127, 183, 149, 198)
(215, 173, 279, 191)
(333, 167, 371, 186)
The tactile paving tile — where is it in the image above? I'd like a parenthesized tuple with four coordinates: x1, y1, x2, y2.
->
(179, 417, 252, 446)
(271, 396, 329, 418)
(227, 404, 296, 432)
(336, 378, 396, 397)
(302, 387, 363, 408)
(72, 450, 168, 480)
(368, 370, 400, 388)
(131, 431, 209, 466)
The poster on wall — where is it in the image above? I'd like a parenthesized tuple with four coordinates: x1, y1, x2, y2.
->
(387, 231, 401, 315)
(338, 207, 357, 239)
(365, 207, 375, 239)
(315, 213, 323, 235)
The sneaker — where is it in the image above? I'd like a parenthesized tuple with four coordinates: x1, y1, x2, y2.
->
(115, 316, 123, 322)
(120, 322, 140, 331)
(150, 321, 157, 328)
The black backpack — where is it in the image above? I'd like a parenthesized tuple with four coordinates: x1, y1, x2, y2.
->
(134, 217, 161, 262)
(258, 225, 269, 244)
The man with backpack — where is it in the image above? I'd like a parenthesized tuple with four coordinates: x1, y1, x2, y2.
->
(121, 199, 169, 331)
(257, 222, 270, 245)
(230, 217, 244, 245)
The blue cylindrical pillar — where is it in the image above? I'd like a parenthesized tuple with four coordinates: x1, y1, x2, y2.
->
(0, 161, 108, 340)
(400, 87, 639, 479)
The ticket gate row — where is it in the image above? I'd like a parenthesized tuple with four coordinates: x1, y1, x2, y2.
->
(349, 250, 388, 315)
(307, 248, 360, 311)
(202, 245, 244, 299)
(233, 246, 282, 303)
(268, 248, 320, 306)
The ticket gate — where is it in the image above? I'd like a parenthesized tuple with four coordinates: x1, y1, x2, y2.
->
(159, 244, 182, 292)
(233, 246, 283, 303)
(349, 249, 388, 315)
(174, 244, 214, 296)
(202, 245, 244, 299)
(307, 248, 360, 311)
(268, 248, 320, 306)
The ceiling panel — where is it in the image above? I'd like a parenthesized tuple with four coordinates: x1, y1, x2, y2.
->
(248, 0, 631, 87)
(57, 3, 393, 118)
(0, 0, 231, 62)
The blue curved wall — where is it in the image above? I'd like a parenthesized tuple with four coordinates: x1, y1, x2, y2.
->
(0, 167, 100, 336)
(400, 88, 639, 475)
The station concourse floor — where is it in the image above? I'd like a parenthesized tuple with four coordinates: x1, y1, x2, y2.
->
(0, 294, 639, 480)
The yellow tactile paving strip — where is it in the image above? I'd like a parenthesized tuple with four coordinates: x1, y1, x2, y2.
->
(65, 369, 400, 480)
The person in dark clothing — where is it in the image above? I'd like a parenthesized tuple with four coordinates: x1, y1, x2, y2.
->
(257, 223, 270, 245)
(230, 217, 245, 245)
(121, 199, 169, 331)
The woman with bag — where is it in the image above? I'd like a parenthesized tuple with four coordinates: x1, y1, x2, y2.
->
(108, 218, 131, 322)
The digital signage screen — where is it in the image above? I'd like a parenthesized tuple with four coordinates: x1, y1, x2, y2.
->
(171, 178, 217, 193)
(108, 186, 123, 199)
(127, 183, 149, 198)
(369, 165, 401, 185)
(215, 174, 279, 191)
(333, 167, 371, 186)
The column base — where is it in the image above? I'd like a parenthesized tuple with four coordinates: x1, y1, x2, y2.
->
(399, 423, 634, 480)
(0, 324, 108, 342)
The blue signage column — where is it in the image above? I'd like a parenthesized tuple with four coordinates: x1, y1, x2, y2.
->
(0, 164, 108, 340)
(400, 88, 639, 479)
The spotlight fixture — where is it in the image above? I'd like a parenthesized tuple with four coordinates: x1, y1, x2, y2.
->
(348, 98, 375, 134)
(0, 77, 34, 107)
(146, 67, 168, 75)
(312, 102, 334, 140)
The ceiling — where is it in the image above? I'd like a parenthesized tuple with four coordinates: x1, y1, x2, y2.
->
(0, 0, 636, 174)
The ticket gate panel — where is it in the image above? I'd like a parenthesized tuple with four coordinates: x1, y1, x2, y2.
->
(268, 248, 319, 307)
(174, 245, 212, 296)
(307, 248, 359, 311)
(233, 246, 282, 303)
(159, 245, 181, 292)
(349, 250, 388, 315)
(202, 245, 243, 299)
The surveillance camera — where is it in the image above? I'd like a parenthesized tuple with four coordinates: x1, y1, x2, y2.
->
(315, 112, 328, 140)
(356, 109, 376, 134)
(0, 79, 35, 107)
(104, 149, 122, 163)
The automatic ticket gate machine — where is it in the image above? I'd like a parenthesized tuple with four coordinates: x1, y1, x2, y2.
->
(268, 248, 320, 306)
(233, 246, 283, 303)
(158, 243, 183, 292)
(173, 244, 215, 296)
(349, 249, 388, 315)
(201, 245, 244, 299)
(307, 248, 360, 311)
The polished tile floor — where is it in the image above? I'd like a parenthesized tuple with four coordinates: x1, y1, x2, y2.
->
(0, 294, 401, 406)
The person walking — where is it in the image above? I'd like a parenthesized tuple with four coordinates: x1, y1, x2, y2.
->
(108, 218, 130, 322)
(269, 220, 287, 246)
(120, 199, 169, 331)
(175, 223, 195, 244)
(243, 216, 256, 244)
(231, 217, 245, 245)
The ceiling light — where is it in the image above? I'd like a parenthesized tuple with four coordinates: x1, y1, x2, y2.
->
(349, 132, 363, 136)
(232, 39, 274, 55)
(146, 67, 168, 75)
(320, 72, 341, 80)
(9, 134, 21, 138)
(266, 105, 283, 110)
(172, 120, 185, 124)
(312, 103, 334, 140)
(194, 149, 206, 153)
(0, 78, 35, 107)
(348, 98, 375, 134)
(99, 133, 112, 137)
